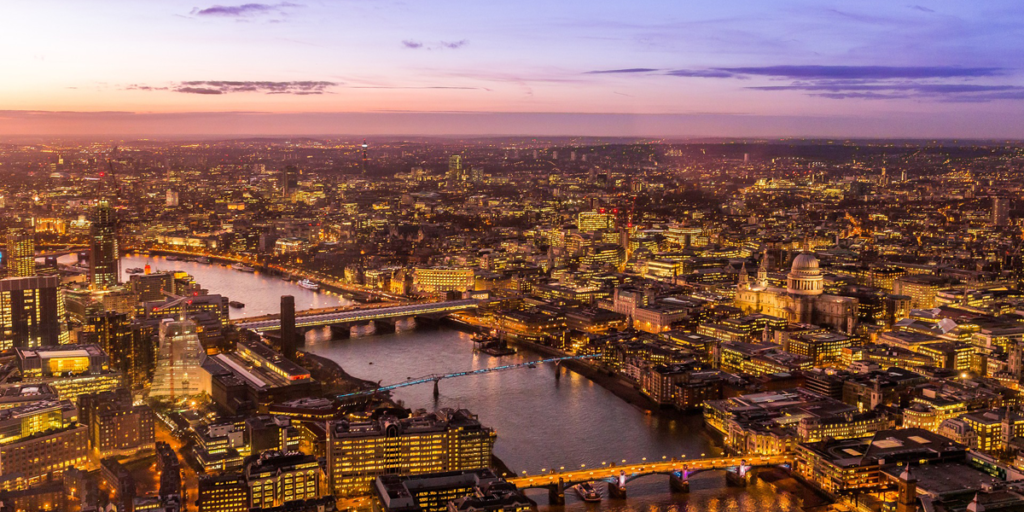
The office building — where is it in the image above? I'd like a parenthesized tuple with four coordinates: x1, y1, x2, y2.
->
(197, 473, 249, 512)
(245, 450, 322, 509)
(129, 271, 176, 302)
(0, 275, 67, 349)
(89, 199, 119, 289)
(166, 188, 179, 207)
(151, 317, 205, 399)
(413, 267, 475, 294)
(79, 389, 155, 457)
(577, 211, 615, 232)
(0, 400, 87, 485)
(5, 227, 34, 278)
(992, 196, 1010, 227)
(328, 409, 495, 497)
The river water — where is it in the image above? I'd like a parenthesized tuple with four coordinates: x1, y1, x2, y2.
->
(114, 256, 800, 512)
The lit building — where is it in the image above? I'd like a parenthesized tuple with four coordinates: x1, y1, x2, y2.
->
(716, 342, 813, 376)
(5, 227, 34, 278)
(373, 469, 531, 512)
(781, 331, 852, 366)
(166, 189, 179, 207)
(0, 400, 87, 485)
(151, 317, 205, 400)
(577, 211, 615, 232)
(893, 275, 959, 310)
(89, 199, 119, 289)
(0, 275, 68, 349)
(735, 249, 858, 334)
(413, 267, 475, 294)
(991, 196, 1010, 227)
(79, 389, 155, 457)
(327, 409, 495, 497)
(244, 450, 322, 509)
(15, 344, 124, 402)
(197, 471, 249, 512)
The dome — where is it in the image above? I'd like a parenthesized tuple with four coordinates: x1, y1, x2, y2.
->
(791, 252, 819, 271)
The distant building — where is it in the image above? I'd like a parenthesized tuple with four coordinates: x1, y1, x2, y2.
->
(991, 196, 1010, 227)
(5, 227, 34, 278)
(166, 188, 179, 207)
(90, 199, 119, 289)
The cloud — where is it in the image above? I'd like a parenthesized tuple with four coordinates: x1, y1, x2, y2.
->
(128, 81, 337, 95)
(191, 2, 301, 17)
(748, 81, 1024, 102)
(585, 68, 661, 74)
(401, 40, 469, 50)
(910, 5, 935, 13)
(665, 69, 734, 78)
(719, 65, 1002, 80)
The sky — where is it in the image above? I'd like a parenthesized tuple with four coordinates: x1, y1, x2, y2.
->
(2, 1, 1023, 138)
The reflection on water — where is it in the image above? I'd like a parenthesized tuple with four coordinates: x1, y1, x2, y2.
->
(58, 254, 353, 318)
(305, 327, 801, 512)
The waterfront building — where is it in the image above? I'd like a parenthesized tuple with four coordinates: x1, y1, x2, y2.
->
(735, 248, 858, 334)
(327, 409, 495, 497)
(151, 317, 205, 400)
(373, 469, 531, 512)
(0, 275, 67, 349)
(129, 270, 176, 302)
(413, 267, 475, 294)
(716, 341, 813, 376)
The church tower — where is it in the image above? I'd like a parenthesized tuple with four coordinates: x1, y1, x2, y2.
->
(738, 263, 749, 290)
(896, 466, 918, 512)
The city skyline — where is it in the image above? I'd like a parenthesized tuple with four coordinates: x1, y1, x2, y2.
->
(3, 1, 1024, 137)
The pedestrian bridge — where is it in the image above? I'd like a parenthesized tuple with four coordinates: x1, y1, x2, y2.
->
(507, 454, 793, 503)
(232, 299, 480, 331)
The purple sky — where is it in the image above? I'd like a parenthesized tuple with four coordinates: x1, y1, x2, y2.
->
(2, 1, 1023, 137)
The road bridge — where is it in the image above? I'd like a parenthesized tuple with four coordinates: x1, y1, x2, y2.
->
(232, 299, 480, 332)
(508, 454, 793, 504)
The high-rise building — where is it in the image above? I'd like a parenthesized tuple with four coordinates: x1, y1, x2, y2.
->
(280, 295, 297, 361)
(6, 227, 35, 278)
(80, 311, 138, 386)
(166, 188, 179, 207)
(79, 389, 155, 457)
(0, 275, 67, 349)
(327, 409, 495, 497)
(151, 317, 205, 399)
(90, 199, 119, 289)
(447, 155, 463, 183)
(992, 196, 1010, 227)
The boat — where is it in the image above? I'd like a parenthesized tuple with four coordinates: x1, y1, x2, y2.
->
(574, 482, 601, 502)
(298, 279, 320, 291)
(527, 362, 538, 369)
(196, 257, 211, 264)
(126, 267, 144, 274)
(471, 333, 517, 357)
(166, 255, 180, 261)
(229, 301, 245, 308)
(231, 263, 255, 273)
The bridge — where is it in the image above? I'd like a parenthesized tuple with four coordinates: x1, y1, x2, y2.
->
(508, 454, 793, 504)
(337, 354, 602, 400)
(232, 299, 480, 333)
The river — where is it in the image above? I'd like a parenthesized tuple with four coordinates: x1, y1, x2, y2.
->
(114, 257, 801, 512)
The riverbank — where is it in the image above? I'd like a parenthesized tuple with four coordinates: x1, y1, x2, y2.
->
(511, 339, 660, 412)
(298, 351, 379, 395)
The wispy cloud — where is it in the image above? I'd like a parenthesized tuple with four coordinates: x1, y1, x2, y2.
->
(190, 2, 301, 17)
(652, 64, 1020, 102)
(128, 81, 337, 95)
(401, 40, 470, 50)
(585, 68, 661, 74)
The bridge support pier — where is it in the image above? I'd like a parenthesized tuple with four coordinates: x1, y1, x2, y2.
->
(330, 323, 352, 339)
(608, 471, 627, 499)
(669, 472, 690, 493)
(413, 314, 443, 330)
(549, 478, 565, 505)
(374, 318, 398, 334)
(725, 470, 750, 487)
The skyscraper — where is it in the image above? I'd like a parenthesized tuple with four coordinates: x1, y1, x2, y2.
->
(151, 317, 204, 399)
(6, 227, 35, 278)
(280, 295, 297, 361)
(90, 199, 119, 289)
(0, 275, 67, 349)
(447, 155, 463, 183)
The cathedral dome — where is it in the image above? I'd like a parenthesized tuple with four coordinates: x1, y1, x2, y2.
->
(791, 252, 819, 271)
